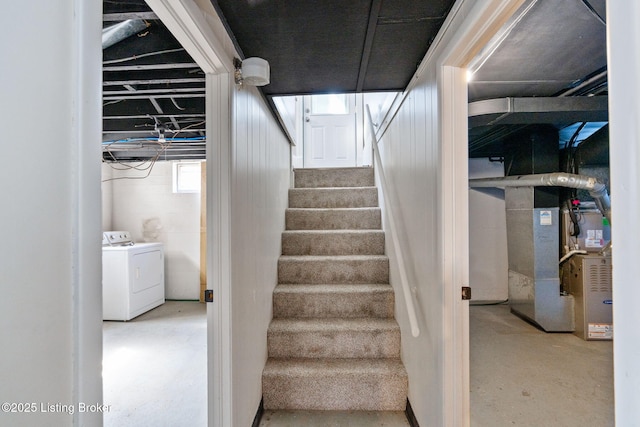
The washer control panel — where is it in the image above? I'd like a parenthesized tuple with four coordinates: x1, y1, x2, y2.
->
(103, 231, 134, 246)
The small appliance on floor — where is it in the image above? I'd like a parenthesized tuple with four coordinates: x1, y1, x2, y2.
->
(102, 231, 165, 321)
(561, 253, 613, 340)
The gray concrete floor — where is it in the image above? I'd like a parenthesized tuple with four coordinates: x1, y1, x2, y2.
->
(470, 303, 614, 427)
(103, 301, 207, 427)
(102, 301, 614, 426)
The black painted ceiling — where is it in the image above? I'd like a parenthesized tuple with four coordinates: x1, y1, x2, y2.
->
(102, 0, 608, 162)
(211, 0, 455, 95)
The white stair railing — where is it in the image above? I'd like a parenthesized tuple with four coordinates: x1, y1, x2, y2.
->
(365, 105, 420, 338)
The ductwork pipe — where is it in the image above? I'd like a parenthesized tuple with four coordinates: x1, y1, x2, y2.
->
(469, 172, 611, 224)
(102, 19, 149, 50)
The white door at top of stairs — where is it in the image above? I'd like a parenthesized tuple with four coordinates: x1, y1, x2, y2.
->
(303, 94, 357, 168)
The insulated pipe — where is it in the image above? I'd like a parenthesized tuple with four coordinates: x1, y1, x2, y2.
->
(469, 172, 611, 224)
(102, 19, 149, 50)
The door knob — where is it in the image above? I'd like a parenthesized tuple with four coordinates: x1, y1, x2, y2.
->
(305, 117, 310, 122)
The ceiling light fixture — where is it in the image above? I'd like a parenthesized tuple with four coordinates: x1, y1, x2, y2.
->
(234, 57, 270, 86)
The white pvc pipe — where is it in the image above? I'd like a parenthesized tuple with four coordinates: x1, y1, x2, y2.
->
(366, 105, 420, 338)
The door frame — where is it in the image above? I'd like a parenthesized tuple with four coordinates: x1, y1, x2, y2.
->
(143, 1, 234, 426)
(435, 1, 525, 424)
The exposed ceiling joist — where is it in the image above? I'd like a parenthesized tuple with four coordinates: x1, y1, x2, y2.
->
(103, 12, 159, 22)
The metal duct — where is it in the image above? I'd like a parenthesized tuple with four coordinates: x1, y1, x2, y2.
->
(468, 96, 608, 128)
(102, 20, 149, 50)
(469, 172, 611, 224)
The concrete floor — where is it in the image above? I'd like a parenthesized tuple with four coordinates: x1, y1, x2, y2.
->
(102, 301, 614, 426)
(470, 303, 614, 427)
(103, 301, 207, 427)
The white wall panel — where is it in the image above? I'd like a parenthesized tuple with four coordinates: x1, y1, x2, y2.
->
(378, 71, 446, 425)
(230, 85, 290, 426)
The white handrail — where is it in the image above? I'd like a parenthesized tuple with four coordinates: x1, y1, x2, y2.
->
(366, 105, 420, 338)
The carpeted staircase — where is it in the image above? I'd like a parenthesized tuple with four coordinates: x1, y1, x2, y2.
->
(262, 167, 408, 411)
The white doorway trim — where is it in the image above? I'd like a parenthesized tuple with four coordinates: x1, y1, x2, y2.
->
(206, 72, 233, 427)
(435, 2, 525, 425)
(142, 2, 234, 426)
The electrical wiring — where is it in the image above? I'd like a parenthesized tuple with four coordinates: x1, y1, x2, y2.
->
(101, 121, 206, 182)
(170, 97, 187, 111)
(103, 99, 124, 107)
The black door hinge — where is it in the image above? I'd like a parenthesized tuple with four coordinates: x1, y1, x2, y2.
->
(461, 287, 472, 301)
(204, 290, 214, 302)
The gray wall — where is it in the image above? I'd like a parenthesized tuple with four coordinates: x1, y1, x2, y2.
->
(468, 158, 508, 301)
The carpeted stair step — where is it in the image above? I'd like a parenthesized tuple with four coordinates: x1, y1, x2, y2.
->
(268, 317, 400, 358)
(288, 187, 378, 208)
(278, 255, 389, 284)
(282, 230, 385, 255)
(262, 166, 407, 413)
(294, 167, 374, 188)
(262, 358, 408, 411)
(273, 284, 394, 318)
(285, 207, 381, 230)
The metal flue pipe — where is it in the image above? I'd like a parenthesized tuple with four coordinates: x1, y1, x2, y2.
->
(469, 172, 611, 224)
(102, 20, 149, 50)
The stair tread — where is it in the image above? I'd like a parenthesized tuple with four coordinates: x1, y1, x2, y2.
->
(264, 357, 407, 376)
(286, 207, 380, 211)
(290, 186, 377, 191)
(269, 317, 399, 332)
(293, 167, 374, 171)
(274, 283, 393, 293)
(282, 229, 384, 235)
(280, 254, 388, 261)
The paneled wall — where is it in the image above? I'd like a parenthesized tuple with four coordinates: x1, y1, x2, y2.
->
(102, 161, 202, 300)
(230, 84, 291, 426)
(377, 76, 445, 425)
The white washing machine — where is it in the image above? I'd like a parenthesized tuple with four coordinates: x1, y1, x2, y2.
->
(102, 231, 165, 321)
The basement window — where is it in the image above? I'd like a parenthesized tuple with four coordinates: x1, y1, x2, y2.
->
(311, 94, 349, 115)
(173, 161, 201, 193)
